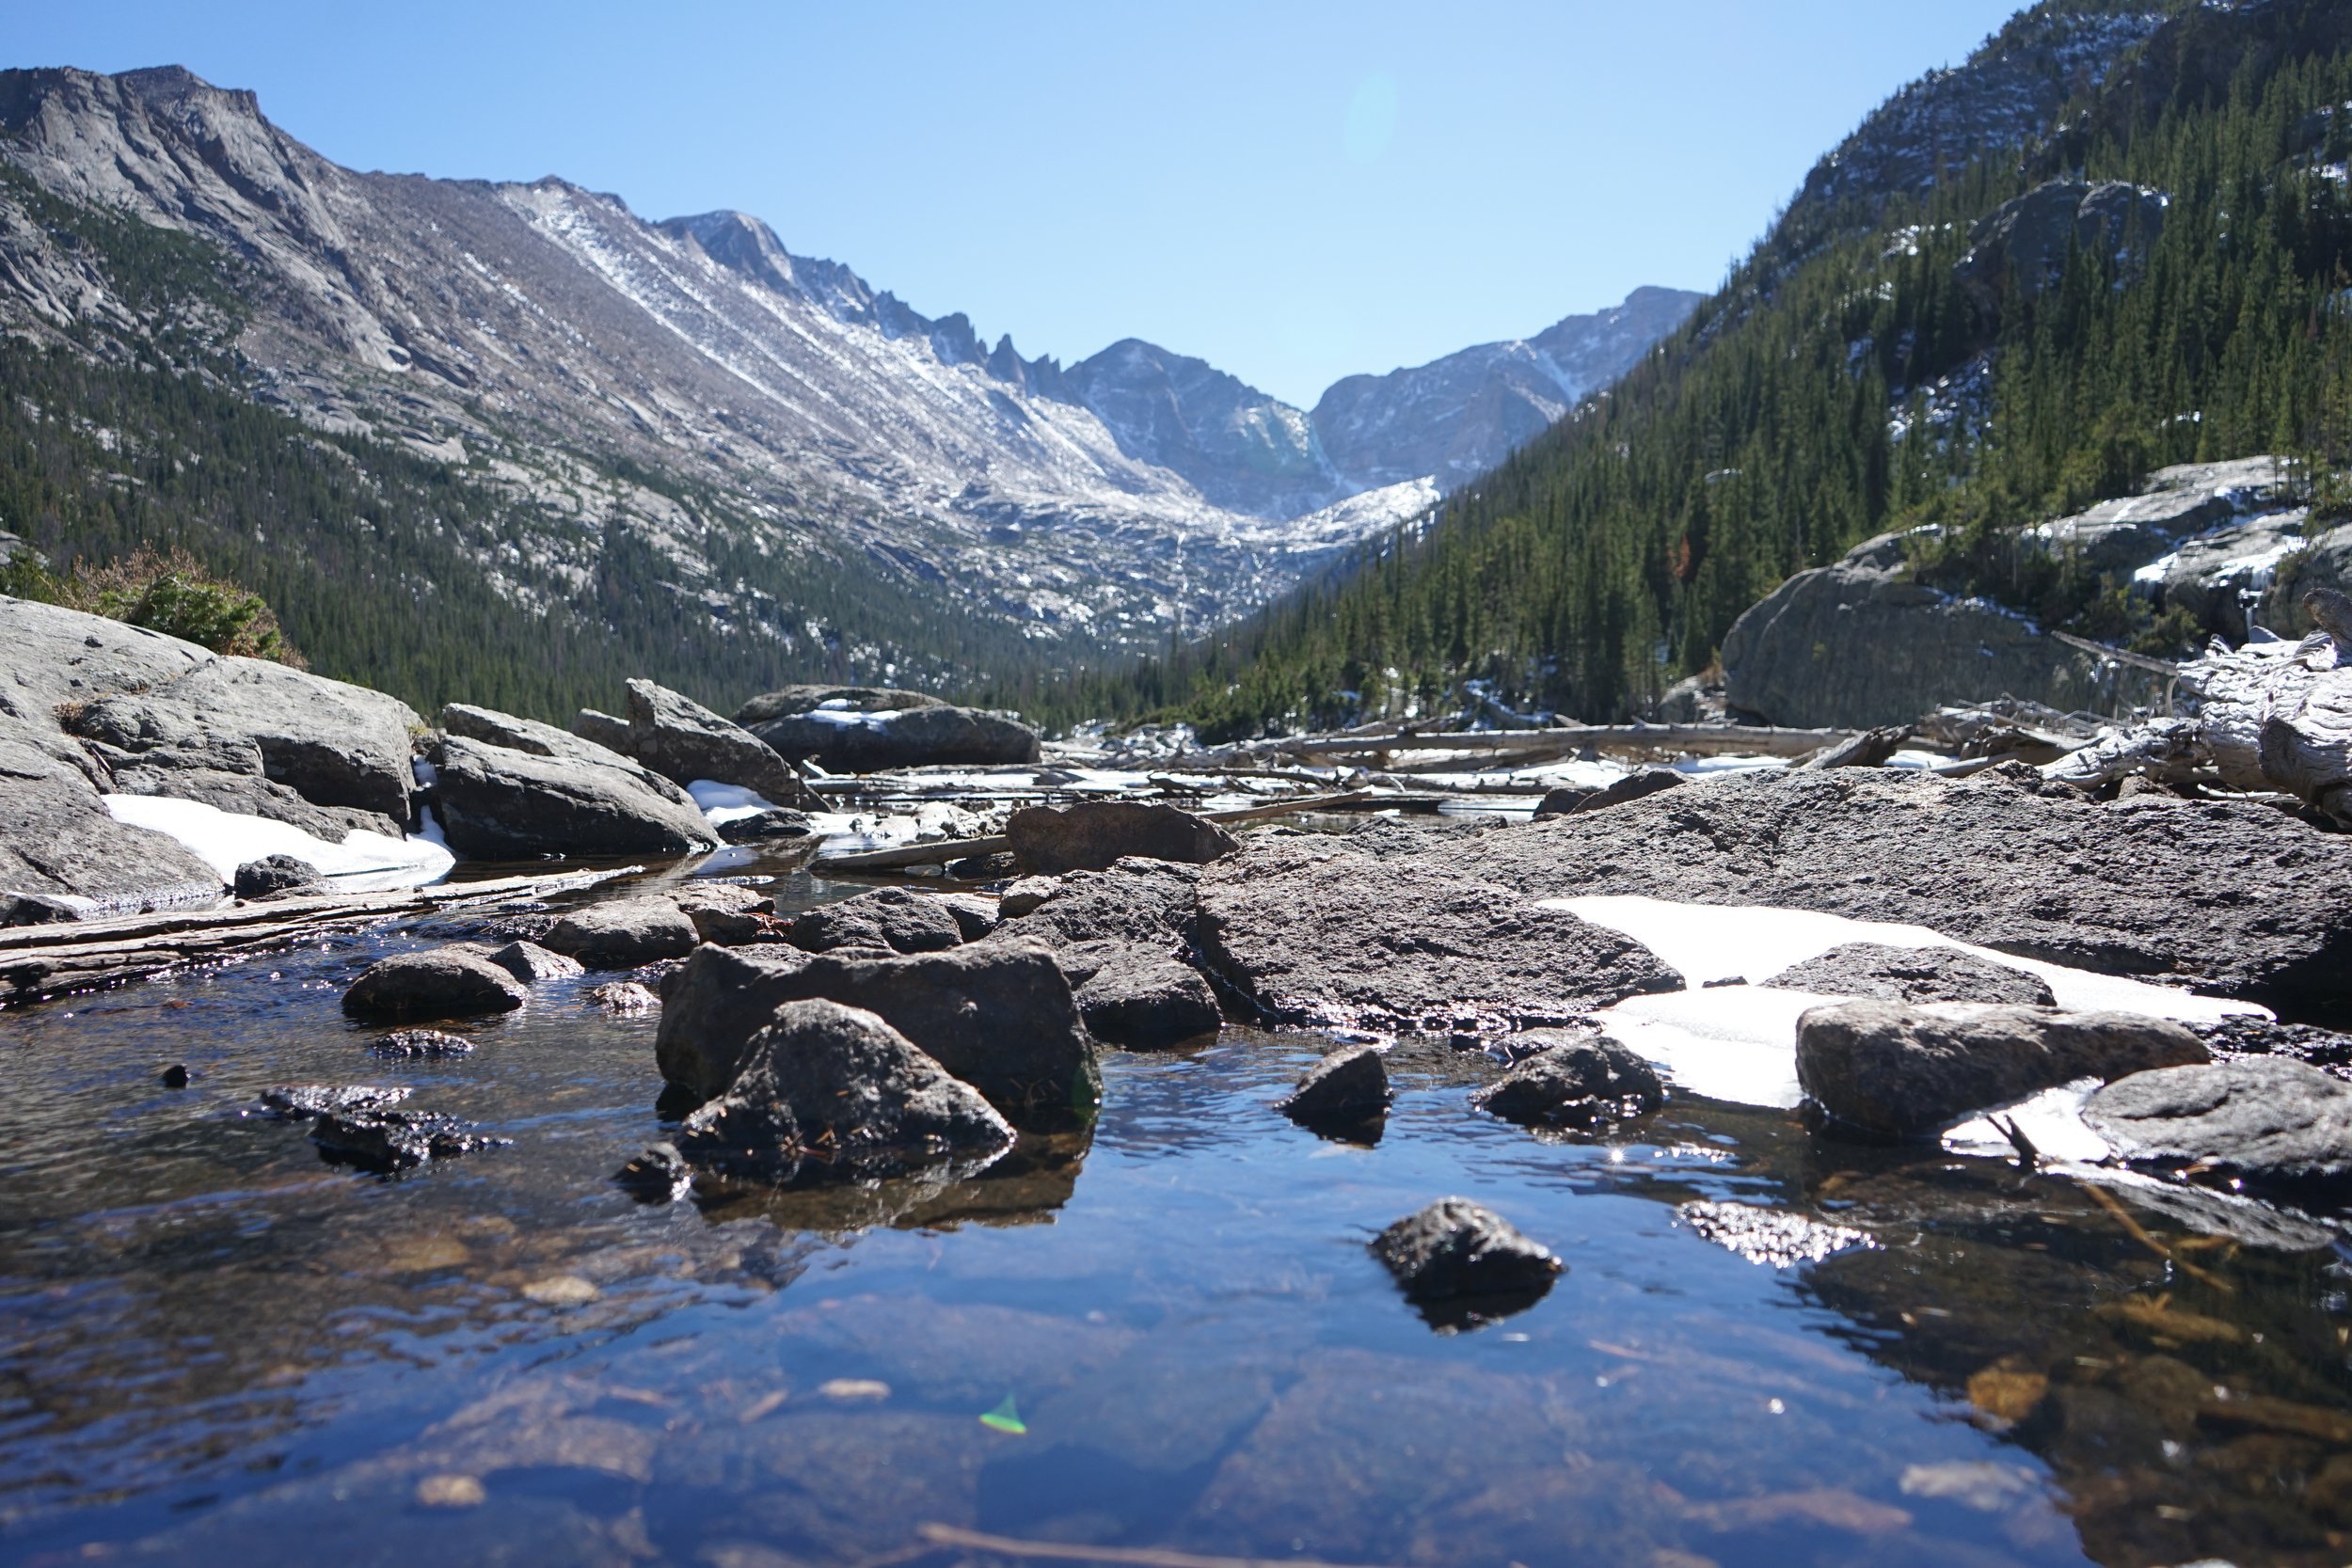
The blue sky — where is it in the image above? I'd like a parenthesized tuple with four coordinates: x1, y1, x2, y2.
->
(12, 1, 2023, 406)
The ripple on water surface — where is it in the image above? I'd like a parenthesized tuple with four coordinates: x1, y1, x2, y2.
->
(3, 887, 2351, 1568)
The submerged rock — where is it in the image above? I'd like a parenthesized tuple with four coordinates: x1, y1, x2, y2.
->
(575, 678, 815, 807)
(1006, 800, 1238, 876)
(787, 887, 965, 955)
(233, 854, 325, 901)
(310, 1107, 505, 1173)
(1372, 1198, 1561, 1323)
(675, 1000, 1013, 1182)
(342, 949, 528, 1022)
(1796, 1001, 2207, 1140)
(1279, 1045, 1391, 1132)
(1472, 1036, 1663, 1129)
(254, 1084, 412, 1119)
(2084, 1057, 2352, 1193)
(369, 1028, 474, 1059)
(541, 897, 700, 969)
(1763, 944, 2056, 1007)
(428, 732, 715, 860)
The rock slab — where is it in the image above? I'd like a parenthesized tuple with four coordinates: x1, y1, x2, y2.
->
(2084, 1056, 2352, 1191)
(1006, 800, 1238, 877)
(1763, 943, 2056, 1007)
(429, 731, 715, 860)
(576, 678, 813, 807)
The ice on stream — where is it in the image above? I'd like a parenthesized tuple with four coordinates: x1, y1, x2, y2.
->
(103, 795, 454, 893)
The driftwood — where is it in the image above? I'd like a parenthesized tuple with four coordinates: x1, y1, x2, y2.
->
(808, 792, 1376, 875)
(0, 866, 640, 1006)
(2051, 589, 2352, 824)
(1795, 726, 1911, 771)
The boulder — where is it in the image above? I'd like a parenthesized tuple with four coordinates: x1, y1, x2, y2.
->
(310, 1106, 504, 1173)
(1074, 955, 1222, 1050)
(1796, 1000, 2208, 1140)
(1761, 943, 2056, 1006)
(1532, 785, 1595, 817)
(1447, 768, 2352, 1023)
(342, 949, 529, 1022)
(717, 808, 814, 845)
(733, 686, 946, 726)
(1793, 726, 1910, 771)
(481, 940, 583, 983)
(674, 1000, 1013, 1181)
(653, 939, 1097, 1125)
(1472, 1037, 1663, 1129)
(1568, 768, 1684, 815)
(0, 714, 220, 911)
(428, 734, 716, 859)
(930, 892, 1000, 942)
(234, 854, 325, 900)
(575, 679, 815, 807)
(2083, 1057, 2352, 1192)
(1005, 800, 1238, 877)
(787, 888, 966, 955)
(663, 882, 778, 945)
(1197, 835, 1680, 1036)
(1278, 1045, 1391, 1131)
(747, 701, 1041, 774)
(1371, 1198, 1561, 1315)
(540, 897, 701, 969)
(0, 594, 209, 727)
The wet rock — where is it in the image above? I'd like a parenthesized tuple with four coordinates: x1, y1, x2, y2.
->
(541, 896, 700, 969)
(1076, 955, 1222, 1049)
(369, 1028, 475, 1059)
(159, 1063, 190, 1088)
(998, 875, 1062, 917)
(2084, 1057, 2352, 1193)
(481, 939, 583, 983)
(613, 1142, 691, 1201)
(342, 948, 528, 1021)
(311, 1106, 505, 1172)
(654, 939, 1096, 1125)
(1198, 835, 1680, 1035)
(786, 887, 965, 955)
(255, 1084, 411, 1119)
(1449, 767, 2352, 1022)
(1279, 1045, 1391, 1131)
(428, 732, 716, 859)
(588, 980, 660, 1012)
(1472, 1036, 1663, 1129)
(1569, 767, 1685, 814)
(1006, 800, 1238, 876)
(1796, 1001, 2208, 1140)
(747, 699, 1041, 773)
(1763, 943, 2057, 1006)
(1372, 1198, 1561, 1319)
(664, 882, 778, 945)
(575, 678, 815, 807)
(675, 1000, 1013, 1181)
(232, 854, 325, 900)
(718, 807, 814, 845)
(0, 712, 220, 910)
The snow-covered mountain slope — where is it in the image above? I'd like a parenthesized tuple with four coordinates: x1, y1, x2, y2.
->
(0, 65, 1692, 659)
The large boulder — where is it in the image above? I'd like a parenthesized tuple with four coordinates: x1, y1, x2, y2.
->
(342, 949, 530, 1022)
(0, 711, 220, 911)
(1445, 768, 2352, 1023)
(575, 679, 814, 807)
(1795, 1000, 2207, 1140)
(733, 686, 945, 726)
(746, 699, 1040, 773)
(428, 734, 716, 859)
(0, 594, 210, 727)
(1196, 834, 1680, 1036)
(1005, 800, 1237, 877)
(654, 939, 1097, 1125)
(786, 887, 966, 955)
(674, 1000, 1013, 1182)
(2083, 1056, 2352, 1192)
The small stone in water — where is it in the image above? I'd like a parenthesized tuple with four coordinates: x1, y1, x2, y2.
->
(521, 1275, 600, 1307)
(159, 1063, 190, 1088)
(818, 1378, 891, 1402)
(589, 981, 660, 1013)
(415, 1473, 486, 1509)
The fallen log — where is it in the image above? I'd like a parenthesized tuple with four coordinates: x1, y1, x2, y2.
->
(1, 866, 643, 1006)
(2050, 588, 2352, 824)
(809, 792, 1377, 875)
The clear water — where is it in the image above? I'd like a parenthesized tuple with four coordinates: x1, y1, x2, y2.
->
(5, 867, 2351, 1568)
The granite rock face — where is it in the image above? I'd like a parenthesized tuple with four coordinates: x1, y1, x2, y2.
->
(0, 712, 219, 911)
(428, 734, 716, 860)
(575, 679, 813, 807)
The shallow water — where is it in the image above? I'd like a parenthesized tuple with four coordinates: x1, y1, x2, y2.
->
(5, 869, 2352, 1567)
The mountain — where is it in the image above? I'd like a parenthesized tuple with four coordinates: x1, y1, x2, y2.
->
(1149, 0, 2352, 737)
(0, 65, 1695, 718)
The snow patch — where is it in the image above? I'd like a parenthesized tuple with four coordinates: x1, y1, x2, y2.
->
(104, 795, 453, 893)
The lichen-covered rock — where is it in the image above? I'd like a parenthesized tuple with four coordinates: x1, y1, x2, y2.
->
(2084, 1057, 2352, 1193)
(1372, 1198, 1561, 1314)
(1472, 1036, 1663, 1129)
(1796, 1000, 2208, 1140)
(1279, 1045, 1391, 1130)
(540, 897, 701, 969)
(1762, 944, 2055, 1007)
(1006, 800, 1238, 877)
(342, 949, 528, 1022)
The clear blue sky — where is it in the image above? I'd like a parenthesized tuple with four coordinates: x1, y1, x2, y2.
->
(11, 1, 2023, 407)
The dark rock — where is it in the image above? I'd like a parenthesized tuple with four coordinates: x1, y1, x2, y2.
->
(1471, 1036, 1663, 1129)
(1279, 1045, 1391, 1130)
(0, 712, 221, 911)
(985, 859, 1201, 986)
(614, 1142, 691, 1202)
(1076, 955, 1222, 1049)
(999, 876, 1062, 917)
(255, 1084, 411, 1120)
(2192, 1015, 2352, 1074)
(540, 896, 701, 969)
(675, 999, 1013, 1181)
(342, 949, 529, 1021)
(576, 678, 815, 807)
(233, 854, 325, 900)
(734, 686, 946, 726)
(310, 1107, 505, 1173)
(747, 701, 1041, 773)
(664, 882, 779, 946)
(588, 980, 660, 1012)
(718, 808, 814, 845)
(1197, 835, 1680, 1036)
(1533, 785, 1596, 818)
(1762, 943, 2057, 1006)
(428, 732, 715, 860)
(1569, 768, 1685, 815)
(946, 852, 1017, 880)
(159, 1063, 190, 1088)
(369, 1028, 475, 1059)
(1955, 180, 2167, 315)
(1448, 768, 2352, 1023)
(2084, 1057, 2352, 1192)
(2, 891, 87, 926)
(787, 888, 965, 955)
(480, 939, 583, 983)
(1796, 1001, 2209, 1140)
(653, 939, 1097, 1125)
(1006, 800, 1238, 876)
(1794, 727, 1910, 771)
(1371, 1198, 1561, 1323)
(932, 892, 999, 942)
